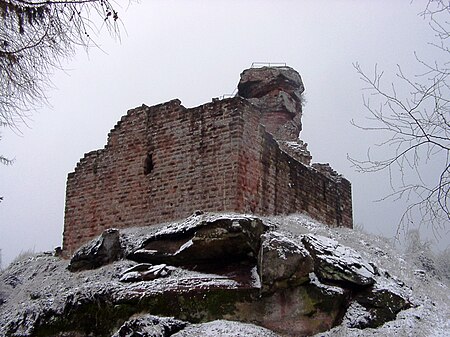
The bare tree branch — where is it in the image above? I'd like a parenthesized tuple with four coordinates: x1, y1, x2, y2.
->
(0, 0, 132, 203)
(0, 0, 127, 132)
(349, 1, 450, 234)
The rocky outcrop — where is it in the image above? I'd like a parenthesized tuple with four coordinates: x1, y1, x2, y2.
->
(238, 66, 304, 103)
(238, 66, 312, 165)
(258, 231, 313, 293)
(128, 215, 268, 267)
(68, 228, 122, 272)
(0, 213, 412, 337)
(302, 234, 376, 286)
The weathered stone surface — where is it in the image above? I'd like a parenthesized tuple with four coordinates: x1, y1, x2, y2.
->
(234, 283, 347, 336)
(128, 216, 268, 266)
(302, 234, 376, 286)
(238, 66, 304, 100)
(352, 280, 412, 328)
(258, 232, 313, 293)
(237, 66, 305, 143)
(248, 91, 298, 115)
(111, 314, 187, 337)
(68, 228, 122, 272)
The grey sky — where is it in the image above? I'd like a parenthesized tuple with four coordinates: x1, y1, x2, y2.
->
(0, 0, 446, 266)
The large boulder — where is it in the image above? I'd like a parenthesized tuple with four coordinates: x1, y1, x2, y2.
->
(128, 216, 268, 267)
(351, 274, 412, 328)
(68, 228, 122, 272)
(238, 66, 304, 100)
(258, 232, 313, 293)
(302, 234, 376, 286)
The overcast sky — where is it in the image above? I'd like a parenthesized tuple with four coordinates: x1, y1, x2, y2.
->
(0, 0, 447, 266)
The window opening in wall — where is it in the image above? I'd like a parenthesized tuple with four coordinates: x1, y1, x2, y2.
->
(144, 153, 154, 175)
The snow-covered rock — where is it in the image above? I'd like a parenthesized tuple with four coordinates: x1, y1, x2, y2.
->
(0, 213, 445, 337)
(127, 215, 268, 266)
(258, 231, 313, 293)
(119, 263, 172, 282)
(111, 314, 187, 337)
(302, 234, 376, 286)
(172, 319, 281, 337)
(68, 228, 122, 272)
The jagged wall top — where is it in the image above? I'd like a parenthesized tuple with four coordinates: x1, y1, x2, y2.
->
(63, 66, 352, 254)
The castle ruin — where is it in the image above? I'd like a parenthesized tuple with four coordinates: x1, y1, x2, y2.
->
(63, 66, 353, 254)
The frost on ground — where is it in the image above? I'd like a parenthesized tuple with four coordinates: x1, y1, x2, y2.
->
(0, 212, 449, 337)
(172, 320, 280, 337)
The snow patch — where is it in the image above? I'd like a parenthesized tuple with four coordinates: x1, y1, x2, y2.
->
(342, 301, 372, 328)
(263, 231, 309, 260)
(308, 272, 344, 295)
(174, 239, 193, 255)
(251, 266, 261, 288)
(305, 234, 375, 281)
(172, 319, 280, 337)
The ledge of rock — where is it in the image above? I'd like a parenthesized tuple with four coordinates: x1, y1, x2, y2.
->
(127, 215, 268, 267)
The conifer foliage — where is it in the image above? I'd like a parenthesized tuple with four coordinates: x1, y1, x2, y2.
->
(0, 0, 121, 131)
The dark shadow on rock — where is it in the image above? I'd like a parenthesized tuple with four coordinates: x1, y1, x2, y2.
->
(128, 217, 268, 268)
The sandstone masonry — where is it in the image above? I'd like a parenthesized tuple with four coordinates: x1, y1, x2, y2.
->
(63, 66, 353, 254)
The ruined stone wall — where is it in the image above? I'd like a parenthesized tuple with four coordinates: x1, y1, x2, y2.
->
(63, 66, 353, 254)
(236, 107, 352, 227)
(63, 99, 250, 255)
